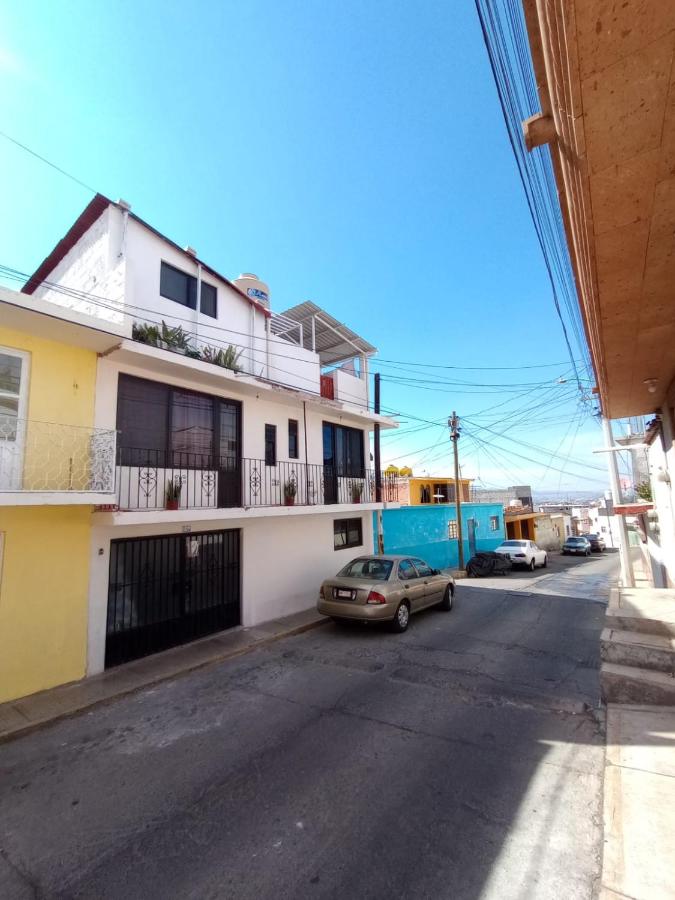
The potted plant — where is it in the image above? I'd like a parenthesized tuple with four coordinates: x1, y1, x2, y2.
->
(132, 321, 162, 346)
(284, 480, 297, 506)
(165, 477, 182, 510)
(160, 321, 191, 353)
(351, 481, 363, 503)
(201, 344, 243, 372)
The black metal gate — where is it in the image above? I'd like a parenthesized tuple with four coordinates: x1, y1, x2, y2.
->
(105, 530, 240, 668)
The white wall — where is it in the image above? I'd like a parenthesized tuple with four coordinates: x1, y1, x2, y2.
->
(647, 431, 675, 587)
(87, 509, 372, 673)
(334, 368, 368, 409)
(33, 206, 127, 332)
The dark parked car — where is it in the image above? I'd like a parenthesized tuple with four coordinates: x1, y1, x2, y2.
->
(562, 536, 591, 556)
(586, 533, 606, 552)
(466, 551, 513, 577)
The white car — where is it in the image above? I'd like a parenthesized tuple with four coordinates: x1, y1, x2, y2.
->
(495, 540, 547, 571)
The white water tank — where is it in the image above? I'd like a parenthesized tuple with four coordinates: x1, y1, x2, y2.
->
(233, 273, 270, 309)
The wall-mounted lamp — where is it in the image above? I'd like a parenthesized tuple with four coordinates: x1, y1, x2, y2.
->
(656, 467, 671, 485)
(643, 378, 658, 394)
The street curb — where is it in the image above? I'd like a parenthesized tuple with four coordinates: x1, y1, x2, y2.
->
(0, 616, 329, 746)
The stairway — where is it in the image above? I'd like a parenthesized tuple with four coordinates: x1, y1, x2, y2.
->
(600, 587, 675, 705)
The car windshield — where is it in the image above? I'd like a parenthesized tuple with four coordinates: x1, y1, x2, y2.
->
(337, 558, 393, 581)
(500, 541, 526, 547)
(568, 537, 586, 543)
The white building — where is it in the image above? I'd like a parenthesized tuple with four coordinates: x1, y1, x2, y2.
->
(21, 194, 399, 673)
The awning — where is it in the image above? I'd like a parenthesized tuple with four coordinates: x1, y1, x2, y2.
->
(276, 300, 376, 366)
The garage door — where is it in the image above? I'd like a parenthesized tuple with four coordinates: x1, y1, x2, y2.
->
(105, 530, 240, 667)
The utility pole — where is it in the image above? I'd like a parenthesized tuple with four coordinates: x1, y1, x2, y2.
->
(601, 416, 634, 587)
(449, 412, 464, 569)
(374, 373, 384, 554)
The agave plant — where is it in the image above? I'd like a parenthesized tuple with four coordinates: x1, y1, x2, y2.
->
(201, 344, 243, 372)
(160, 321, 191, 352)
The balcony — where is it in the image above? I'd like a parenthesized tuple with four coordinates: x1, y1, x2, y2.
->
(0, 419, 117, 505)
(114, 450, 397, 513)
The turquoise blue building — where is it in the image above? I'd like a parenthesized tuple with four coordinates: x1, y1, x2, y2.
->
(373, 503, 506, 570)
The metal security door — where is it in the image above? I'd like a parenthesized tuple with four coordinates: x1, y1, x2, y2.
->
(467, 518, 477, 559)
(105, 530, 240, 667)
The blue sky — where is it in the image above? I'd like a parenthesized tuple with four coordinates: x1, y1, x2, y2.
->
(0, 0, 614, 493)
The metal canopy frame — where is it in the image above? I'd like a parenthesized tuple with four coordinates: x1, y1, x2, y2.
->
(277, 300, 376, 366)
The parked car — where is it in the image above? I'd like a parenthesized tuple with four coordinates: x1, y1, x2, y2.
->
(585, 533, 606, 552)
(317, 555, 455, 633)
(494, 540, 547, 571)
(561, 536, 591, 556)
(466, 551, 513, 577)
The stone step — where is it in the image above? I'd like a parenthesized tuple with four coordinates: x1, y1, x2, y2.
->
(600, 628, 675, 674)
(605, 587, 675, 637)
(601, 662, 675, 706)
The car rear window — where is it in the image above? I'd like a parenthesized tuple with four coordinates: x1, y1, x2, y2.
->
(501, 541, 526, 547)
(337, 559, 393, 580)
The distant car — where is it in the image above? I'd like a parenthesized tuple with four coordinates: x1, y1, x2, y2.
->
(586, 533, 606, 552)
(562, 536, 591, 556)
(466, 551, 513, 577)
(317, 555, 455, 632)
(495, 540, 547, 571)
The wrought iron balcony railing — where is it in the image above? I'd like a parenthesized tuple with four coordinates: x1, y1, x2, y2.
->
(115, 449, 397, 511)
(0, 418, 117, 493)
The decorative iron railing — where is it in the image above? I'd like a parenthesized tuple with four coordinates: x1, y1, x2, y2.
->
(115, 449, 397, 511)
(0, 418, 117, 493)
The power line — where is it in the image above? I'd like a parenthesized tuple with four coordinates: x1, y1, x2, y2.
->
(0, 130, 98, 195)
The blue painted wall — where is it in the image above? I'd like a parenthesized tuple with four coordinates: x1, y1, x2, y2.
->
(373, 503, 506, 570)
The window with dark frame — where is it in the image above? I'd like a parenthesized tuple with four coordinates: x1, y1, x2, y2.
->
(333, 518, 363, 550)
(448, 520, 458, 539)
(265, 424, 277, 466)
(116, 374, 240, 468)
(159, 262, 217, 318)
(288, 419, 299, 459)
(490, 515, 499, 531)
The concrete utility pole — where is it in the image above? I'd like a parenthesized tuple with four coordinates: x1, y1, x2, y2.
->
(449, 412, 464, 569)
(374, 372, 384, 554)
(601, 416, 635, 588)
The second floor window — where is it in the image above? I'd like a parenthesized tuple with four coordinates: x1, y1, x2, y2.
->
(490, 515, 500, 531)
(265, 424, 277, 466)
(288, 419, 299, 459)
(160, 262, 217, 318)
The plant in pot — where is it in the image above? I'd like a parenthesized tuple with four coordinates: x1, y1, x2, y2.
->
(160, 321, 191, 353)
(284, 480, 297, 506)
(132, 321, 162, 346)
(165, 477, 183, 510)
(201, 344, 243, 372)
(351, 481, 363, 504)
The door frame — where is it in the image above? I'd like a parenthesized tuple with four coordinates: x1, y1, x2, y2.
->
(0, 345, 31, 490)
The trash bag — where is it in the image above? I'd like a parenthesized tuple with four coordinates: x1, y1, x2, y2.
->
(466, 551, 512, 577)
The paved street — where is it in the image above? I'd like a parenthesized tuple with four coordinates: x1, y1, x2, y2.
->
(0, 552, 618, 900)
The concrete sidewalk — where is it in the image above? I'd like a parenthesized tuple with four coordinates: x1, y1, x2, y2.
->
(0, 608, 327, 744)
(602, 704, 675, 899)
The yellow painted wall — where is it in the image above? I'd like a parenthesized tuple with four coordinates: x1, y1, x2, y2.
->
(0, 326, 97, 490)
(407, 477, 472, 505)
(0, 506, 91, 702)
(0, 326, 98, 702)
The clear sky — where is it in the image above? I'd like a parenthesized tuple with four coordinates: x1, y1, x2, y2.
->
(0, 0, 615, 494)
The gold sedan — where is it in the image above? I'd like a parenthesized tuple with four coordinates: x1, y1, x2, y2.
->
(318, 555, 455, 633)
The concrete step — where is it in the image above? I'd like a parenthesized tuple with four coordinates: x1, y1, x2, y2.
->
(600, 627, 675, 674)
(605, 587, 675, 637)
(601, 662, 675, 706)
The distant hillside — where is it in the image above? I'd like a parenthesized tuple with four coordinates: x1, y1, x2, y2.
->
(533, 490, 604, 505)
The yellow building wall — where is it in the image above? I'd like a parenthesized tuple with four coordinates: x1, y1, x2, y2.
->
(0, 506, 91, 702)
(0, 326, 97, 702)
(407, 478, 472, 505)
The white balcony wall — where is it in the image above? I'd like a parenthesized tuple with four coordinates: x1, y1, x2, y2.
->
(267, 336, 321, 394)
(333, 367, 368, 409)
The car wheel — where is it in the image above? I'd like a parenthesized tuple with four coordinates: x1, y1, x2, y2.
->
(529, 558, 536, 571)
(438, 584, 453, 611)
(390, 601, 410, 633)
(586, 549, 591, 557)
(542, 555, 547, 568)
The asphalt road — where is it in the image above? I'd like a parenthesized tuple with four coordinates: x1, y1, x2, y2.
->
(0, 552, 618, 900)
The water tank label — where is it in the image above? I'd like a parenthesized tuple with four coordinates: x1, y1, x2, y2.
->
(247, 288, 268, 302)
